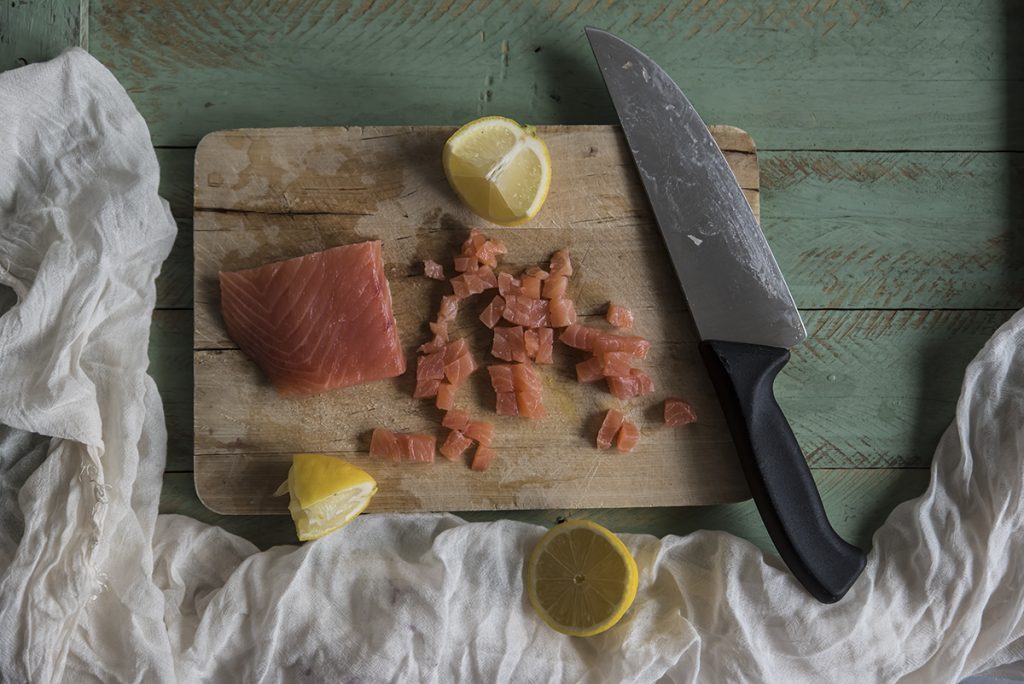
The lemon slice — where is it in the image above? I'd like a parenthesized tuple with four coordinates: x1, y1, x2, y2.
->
(274, 453, 378, 541)
(525, 519, 639, 637)
(443, 116, 552, 226)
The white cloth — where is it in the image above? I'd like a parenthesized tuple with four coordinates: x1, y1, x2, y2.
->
(1, 49, 1022, 683)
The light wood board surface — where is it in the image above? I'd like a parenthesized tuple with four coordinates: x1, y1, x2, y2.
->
(193, 125, 758, 514)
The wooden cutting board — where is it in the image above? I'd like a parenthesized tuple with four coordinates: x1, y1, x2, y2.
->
(193, 125, 759, 515)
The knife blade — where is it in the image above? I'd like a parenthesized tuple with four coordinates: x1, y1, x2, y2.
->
(586, 27, 866, 603)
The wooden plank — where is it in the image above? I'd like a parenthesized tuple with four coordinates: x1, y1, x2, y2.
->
(88, 0, 1019, 150)
(0, 0, 84, 72)
(191, 125, 758, 514)
(156, 148, 195, 219)
(162, 468, 932, 553)
(150, 310, 192, 470)
(151, 149, 1024, 310)
(156, 219, 192, 310)
(156, 307, 1008, 473)
(763, 152, 1024, 310)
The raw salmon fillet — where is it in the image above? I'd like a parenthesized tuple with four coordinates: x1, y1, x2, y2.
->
(219, 241, 405, 396)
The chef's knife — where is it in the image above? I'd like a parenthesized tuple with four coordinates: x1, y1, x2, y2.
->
(586, 27, 866, 603)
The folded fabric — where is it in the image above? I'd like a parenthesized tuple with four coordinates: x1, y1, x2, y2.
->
(0, 49, 1021, 683)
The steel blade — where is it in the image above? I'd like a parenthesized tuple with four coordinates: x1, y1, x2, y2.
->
(586, 28, 806, 349)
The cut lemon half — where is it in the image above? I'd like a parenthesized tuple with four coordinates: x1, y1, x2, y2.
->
(273, 454, 377, 541)
(442, 116, 552, 226)
(525, 519, 639, 637)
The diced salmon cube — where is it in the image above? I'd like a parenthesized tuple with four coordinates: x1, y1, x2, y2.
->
(414, 377, 442, 398)
(492, 325, 527, 363)
(548, 297, 577, 327)
(495, 391, 519, 416)
(606, 303, 634, 329)
(541, 275, 568, 300)
(450, 274, 472, 299)
(558, 323, 601, 351)
(512, 363, 546, 419)
(498, 271, 523, 297)
(417, 350, 446, 381)
(523, 329, 539, 359)
(549, 249, 573, 277)
(429, 320, 448, 339)
(615, 421, 640, 453)
(591, 333, 650, 360)
(436, 382, 457, 411)
(371, 429, 435, 462)
(470, 445, 497, 472)
(444, 351, 477, 386)
(453, 255, 476, 273)
(596, 409, 625, 449)
(502, 294, 550, 328)
(370, 427, 402, 460)
(479, 295, 505, 328)
(516, 388, 546, 419)
(442, 408, 472, 431)
(439, 295, 460, 321)
(465, 420, 495, 446)
(607, 369, 655, 399)
(424, 260, 445, 280)
(402, 433, 436, 463)
(476, 239, 507, 268)
(521, 275, 543, 299)
(597, 351, 633, 377)
(418, 334, 446, 355)
(460, 272, 489, 296)
(575, 357, 605, 383)
(440, 429, 473, 461)
(535, 327, 554, 364)
(477, 266, 498, 289)
(443, 338, 469, 364)
(664, 398, 698, 426)
(488, 364, 516, 393)
(511, 362, 543, 395)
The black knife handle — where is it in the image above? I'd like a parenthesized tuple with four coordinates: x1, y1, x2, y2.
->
(699, 339, 866, 603)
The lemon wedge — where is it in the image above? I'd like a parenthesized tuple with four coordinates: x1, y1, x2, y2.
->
(442, 116, 552, 226)
(525, 519, 639, 637)
(274, 453, 377, 541)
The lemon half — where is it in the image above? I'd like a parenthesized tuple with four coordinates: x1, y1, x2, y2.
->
(274, 454, 377, 541)
(525, 519, 639, 637)
(443, 116, 552, 226)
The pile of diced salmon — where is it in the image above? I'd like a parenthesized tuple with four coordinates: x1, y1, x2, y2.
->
(370, 229, 698, 470)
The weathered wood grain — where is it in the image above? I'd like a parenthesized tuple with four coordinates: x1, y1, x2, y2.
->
(191, 125, 760, 513)
(0, 0, 84, 72)
(88, 0, 1020, 150)
(162, 468, 931, 552)
(155, 148, 1024, 310)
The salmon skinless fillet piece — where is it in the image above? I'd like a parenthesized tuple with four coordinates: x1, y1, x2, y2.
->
(219, 241, 405, 396)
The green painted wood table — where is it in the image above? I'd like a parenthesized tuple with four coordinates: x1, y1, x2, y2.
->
(3, 1, 1021, 551)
